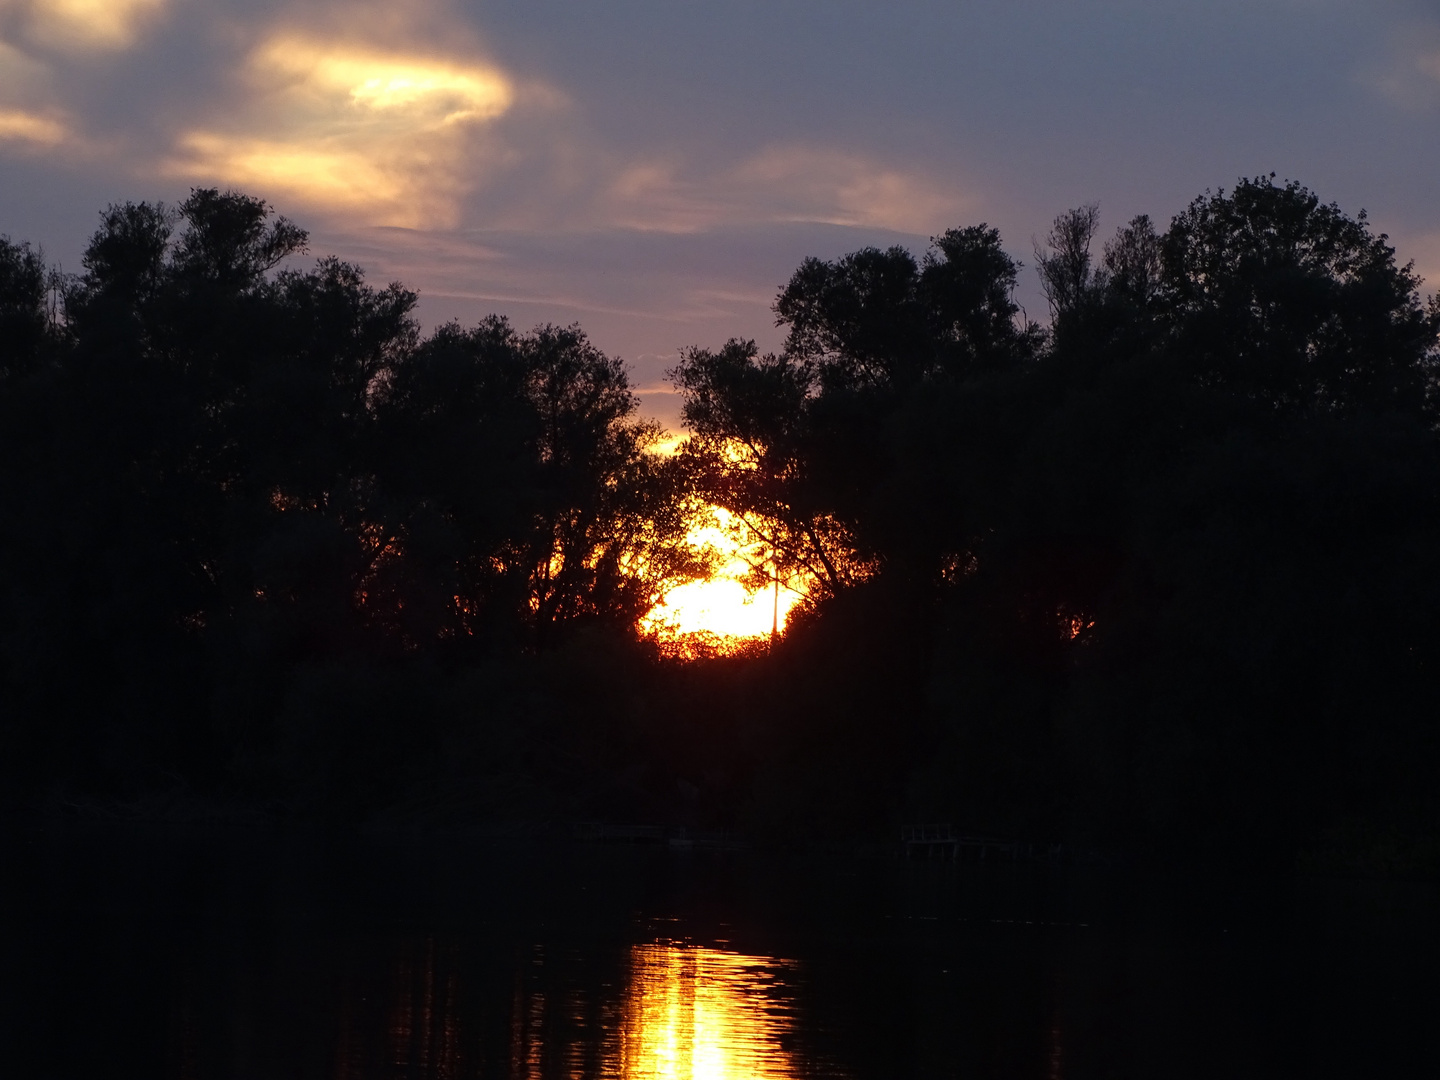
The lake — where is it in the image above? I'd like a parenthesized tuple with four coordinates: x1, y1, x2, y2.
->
(3, 824, 1437, 1078)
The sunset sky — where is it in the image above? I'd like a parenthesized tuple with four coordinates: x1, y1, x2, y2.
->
(3, 0, 1440, 431)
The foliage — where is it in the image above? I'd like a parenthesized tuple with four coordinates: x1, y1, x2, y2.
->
(1160, 175, 1439, 414)
(669, 227, 1041, 599)
(0, 189, 704, 810)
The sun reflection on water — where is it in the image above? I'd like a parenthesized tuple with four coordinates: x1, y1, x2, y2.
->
(612, 943, 801, 1080)
(332, 936, 810, 1078)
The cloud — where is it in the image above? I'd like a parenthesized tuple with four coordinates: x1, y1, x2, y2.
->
(2, 0, 973, 239)
(733, 146, 972, 232)
(252, 34, 512, 125)
(0, 106, 66, 145)
(1357, 20, 1440, 110)
(0, 37, 52, 116)
(0, 39, 71, 149)
(166, 133, 414, 212)
(597, 146, 971, 235)
(163, 31, 520, 228)
(2, 0, 167, 52)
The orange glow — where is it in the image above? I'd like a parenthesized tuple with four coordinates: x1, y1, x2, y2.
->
(641, 508, 808, 655)
(648, 577, 782, 639)
(1057, 604, 1094, 641)
(612, 943, 800, 1079)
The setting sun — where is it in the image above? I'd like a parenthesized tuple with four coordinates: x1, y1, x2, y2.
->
(641, 508, 808, 655)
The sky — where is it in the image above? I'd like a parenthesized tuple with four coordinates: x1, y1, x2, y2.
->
(3, 0, 1440, 431)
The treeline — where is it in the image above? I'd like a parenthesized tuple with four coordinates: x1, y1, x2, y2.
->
(3, 179, 1439, 869)
(0, 191, 705, 819)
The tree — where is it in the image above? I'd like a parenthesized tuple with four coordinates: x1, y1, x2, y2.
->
(375, 319, 709, 647)
(1160, 175, 1439, 415)
(673, 226, 1038, 603)
(1034, 203, 1101, 320)
(0, 237, 54, 380)
(516, 324, 708, 637)
(775, 225, 1038, 392)
(1101, 213, 1162, 309)
(670, 338, 863, 598)
(1031, 207, 1166, 362)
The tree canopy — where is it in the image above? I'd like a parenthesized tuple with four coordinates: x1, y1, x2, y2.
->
(3, 179, 1438, 872)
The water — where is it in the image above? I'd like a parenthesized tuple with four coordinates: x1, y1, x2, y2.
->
(3, 825, 1438, 1078)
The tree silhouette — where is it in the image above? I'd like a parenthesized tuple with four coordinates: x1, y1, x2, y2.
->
(671, 227, 1041, 605)
(1161, 175, 1439, 415)
(0, 237, 53, 381)
(375, 318, 708, 648)
(2, 180, 1438, 866)
(1034, 203, 1101, 320)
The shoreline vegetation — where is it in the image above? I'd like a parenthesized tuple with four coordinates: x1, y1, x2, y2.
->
(3, 178, 1439, 878)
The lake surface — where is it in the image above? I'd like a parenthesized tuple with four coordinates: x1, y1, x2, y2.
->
(3, 825, 1438, 1078)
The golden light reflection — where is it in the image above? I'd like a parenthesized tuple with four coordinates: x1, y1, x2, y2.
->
(614, 943, 801, 1080)
(640, 508, 808, 655)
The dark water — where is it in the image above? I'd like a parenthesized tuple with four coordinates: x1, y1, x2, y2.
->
(3, 825, 1438, 1079)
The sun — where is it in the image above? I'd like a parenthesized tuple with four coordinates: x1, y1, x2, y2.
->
(641, 508, 807, 656)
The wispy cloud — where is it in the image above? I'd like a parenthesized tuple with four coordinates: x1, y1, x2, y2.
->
(1419, 48, 1440, 87)
(1357, 18, 1440, 110)
(583, 146, 973, 235)
(0, 105, 66, 145)
(0, 38, 73, 150)
(1, 0, 975, 238)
